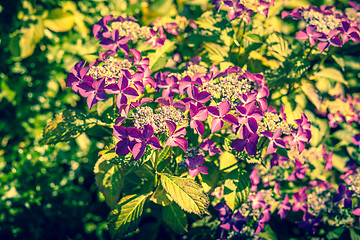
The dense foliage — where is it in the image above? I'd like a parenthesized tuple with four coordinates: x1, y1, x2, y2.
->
(1, 0, 360, 240)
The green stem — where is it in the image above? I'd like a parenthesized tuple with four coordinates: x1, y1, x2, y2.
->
(113, 94, 117, 119)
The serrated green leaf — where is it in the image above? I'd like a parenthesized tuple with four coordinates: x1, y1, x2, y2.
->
(266, 32, 291, 61)
(149, 41, 176, 72)
(107, 193, 150, 239)
(288, 58, 310, 79)
(40, 109, 99, 145)
(314, 68, 347, 86)
(350, 229, 360, 240)
(202, 42, 228, 65)
(44, 8, 75, 32)
(223, 168, 251, 211)
(160, 173, 209, 216)
(94, 152, 123, 209)
(150, 185, 172, 206)
(301, 81, 322, 110)
(162, 202, 188, 234)
(327, 227, 345, 240)
(195, 11, 221, 32)
(257, 224, 278, 240)
(156, 146, 171, 172)
(332, 54, 345, 71)
(275, 147, 289, 159)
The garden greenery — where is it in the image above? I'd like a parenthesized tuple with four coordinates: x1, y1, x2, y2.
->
(35, 0, 360, 239)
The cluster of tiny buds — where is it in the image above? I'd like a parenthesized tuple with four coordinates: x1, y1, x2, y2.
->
(347, 173, 360, 197)
(131, 105, 185, 133)
(200, 73, 252, 103)
(88, 57, 133, 82)
(302, 8, 342, 34)
(324, 94, 360, 127)
(307, 187, 332, 217)
(110, 21, 152, 41)
(257, 112, 292, 135)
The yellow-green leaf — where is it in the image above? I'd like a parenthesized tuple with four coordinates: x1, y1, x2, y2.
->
(44, 8, 75, 32)
(160, 173, 209, 216)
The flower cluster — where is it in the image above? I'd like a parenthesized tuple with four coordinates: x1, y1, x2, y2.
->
(152, 15, 197, 36)
(282, 3, 360, 52)
(213, 0, 274, 22)
(323, 93, 360, 128)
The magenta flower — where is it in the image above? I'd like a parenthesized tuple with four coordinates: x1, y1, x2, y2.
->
(278, 194, 291, 219)
(179, 74, 203, 95)
(248, 191, 266, 209)
(352, 133, 360, 148)
(249, 169, 260, 192)
(351, 206, 360, 216)
(298, 212, 321, 234)
(317, 30, 342, 52)
(223, 0, 243, 21)
(93, 15, 113, 40)
(183, 86, 211, 109)
(261, 129, 286, 155)
(104, 75, 139, 108)
(207, 101, 238, 133)
(333, 184, 354, 208)
(78, 78, 107, 109)
(199, 138, 222, 156)
(231, 126, 259, 155)
(130, 125, 163, 160)
(100, 30, 130, 55)
(290, 127, 309, 154)
(292, 189, 307, 212)
(339, 21, 360, 44)
(157, 75, 180, 99)
(235, 102, 263, 134)
(66, 60, 95, 94)
(186, 155, 208, 177)
(288, 159, 308, 181)
(145, 27, 165, 48)
(113, 126, 136, 156)
(164, 121, 188, 152)
(295, 25, 322, 46)
(322, 145, 333, 170)
(189, 104, 208, 136)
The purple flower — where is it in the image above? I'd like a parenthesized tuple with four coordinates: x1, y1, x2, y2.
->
(157, 75, 180, 99)
(351, 206, 360, 216)
(352, 133, 360, 148)
(189, 104, 208, 136)
(223, 0, 243, 21)
(145, 27, 165, 48)
(199, 138, 222, 156)
(278, 194, 291, 219)
(261, 129, 286, 155)
(235, 102, 263, 134)
(66, 60, 95, 93)
(333, 184, 354, 208)
(288, 159, 309, 181)
(322, 145, 333, 170)
(104, 74, 139, 108)
(78, 78, 107, 109)
(298, 212, 321, 234)
(164, 120, 188, 152)
(231, 126, 259, 155)
(186, 155, 208, 177)
(183, 85, 211, 108)
(295, 25, 322, 46)
(248, 191, 266, 209)
(93, 15, 113, 40)
(249, 168, 260, 192)
(317, 30, 342, 52)
(130, 125, 163, 160)
(292, 188, 307, 212)
(339, 21, 360, 44)
(290, 127, 308, 154)
(100, 30, 130, 55)
(208, 101, 238, 133)
(113, 126, 137, 156)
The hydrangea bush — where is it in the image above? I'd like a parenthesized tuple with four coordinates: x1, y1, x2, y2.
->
(41, 1, 360, 239)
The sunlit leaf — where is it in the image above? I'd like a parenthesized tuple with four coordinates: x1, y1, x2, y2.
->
(40, 109, 100, 145)
(313, 68, 347, 86)
(301, 81, 322, 110)
(160, 173, 209, 216)
(162, 202, 188, 233)
(150, 185, 172, 206)
(223, 168, 251, 211)
(266, 32, 291, 61)
(94, 152, 123, 209)
(148, 40, 176, 72)
(107, 193, 150, 239)
(44, 8, 75, 32)
(198, 161, 219, 193)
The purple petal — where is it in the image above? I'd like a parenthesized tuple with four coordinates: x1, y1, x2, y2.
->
(189, 168, 200, 178)
(211, 118, 224, 133)
(223, 114, 238, 125)
(148, 137, 163, 149)
(295, 30, 308, 40)
(174, 137, 188, 152)
(198, 165, 208, 175)
(219, 101, 231, 116)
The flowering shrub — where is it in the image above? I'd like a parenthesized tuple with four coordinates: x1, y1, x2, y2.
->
(41, 0, 360, 239)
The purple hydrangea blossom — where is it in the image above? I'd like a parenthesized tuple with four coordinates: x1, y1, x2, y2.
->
(199, 138, 223, 156)
(208, 101, 238, 133)
(78, 78, 107, 109)
(278, 194, 291, 219)
(185, 155, 208, 177)
(231, 126, 259, 155)
(261, 129, 286, 155)
(333, 183, 354, 208)
(164, 120, 188, 152)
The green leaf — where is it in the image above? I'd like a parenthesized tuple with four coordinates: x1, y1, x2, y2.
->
(156, 146, 171, 172)
(199, 162, 219, 193)
(160, 173, 209, 216)
(40, 109, 100, 145)
(202, 42, 228, 65)
(301, 81, 322, 110)
(44, 8, 75, 32)
(94, 152, 124, 209)
(257, 224, 278, 240)
(148, 41, 176, 72)
(150, 185, 172, 206)
(245, 33, 262, 43)
(332, 54, 345, 71)
(107, 193, 150, 239)
(313, 68, 347, 86)
(223, 168, 251, 211)
(9, 20, 44, 60)
(162, 202, 188, 234)
(327, 227, 345, 240)
(343, 55, 360, 71)
(195, 11, 221, 32)
(350, 229, 360, 240)
(275, 147, 289, 159)
(266, 32, 291, 61)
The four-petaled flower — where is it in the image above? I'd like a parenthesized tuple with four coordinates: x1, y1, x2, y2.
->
(164, 120, 188, 152)
(333, 183, 354, 208)
(261, 129, 286, 155)
(185, 155, 208, 177)
(208, 101, 238, 133)
(278, 194, 291, 219)
(78, 77, 107, 109)
(295, 25, 322, 46)
(130, 125, 163, 160)
(231, 126, 259, 155)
